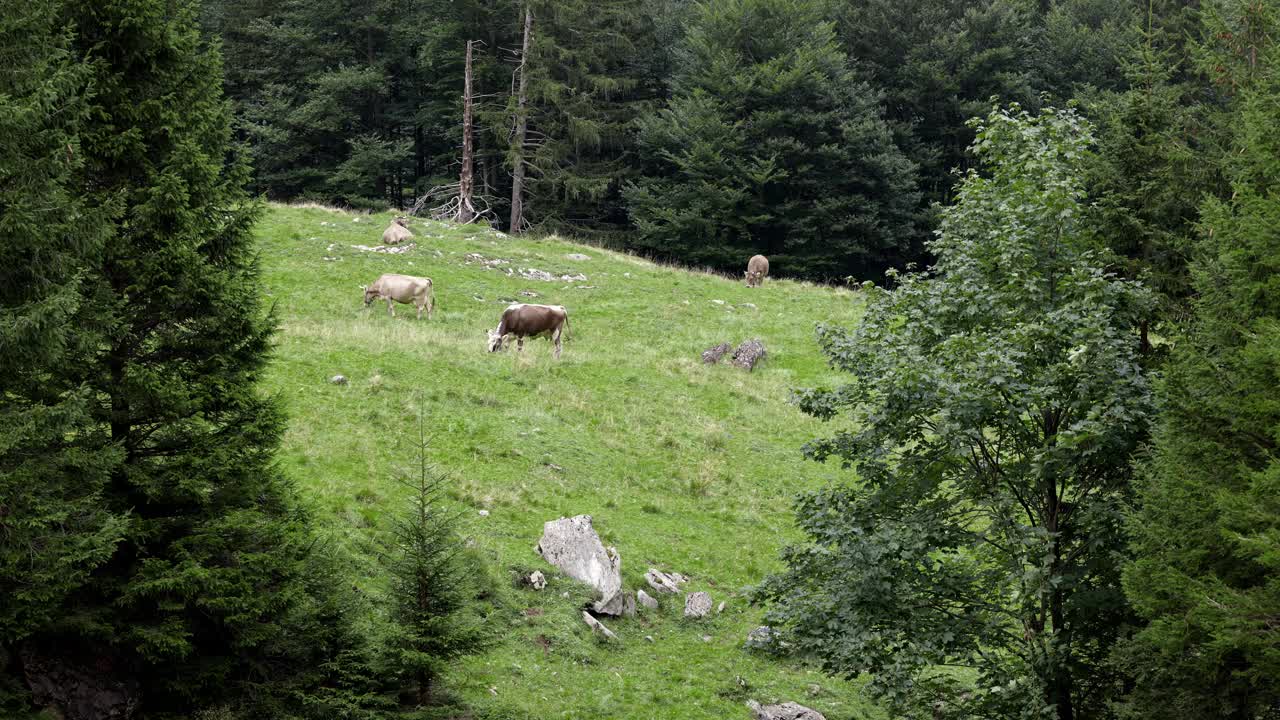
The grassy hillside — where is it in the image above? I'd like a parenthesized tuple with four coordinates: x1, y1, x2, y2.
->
(256, 204, 881, 719)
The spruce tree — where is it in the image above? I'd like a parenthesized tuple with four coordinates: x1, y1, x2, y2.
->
(0, 0, 124, 668)
(1122, 3, 1280, 716)
(384, 411, 484, 708)
(625, 0, 921, 281)
(5, 0, 323, 712)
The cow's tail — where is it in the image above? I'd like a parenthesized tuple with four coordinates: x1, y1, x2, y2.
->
(563, 314, 571, 342)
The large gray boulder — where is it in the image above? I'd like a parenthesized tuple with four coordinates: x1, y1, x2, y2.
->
(536, 515, 626, 615)
(746, 700, 827, 720)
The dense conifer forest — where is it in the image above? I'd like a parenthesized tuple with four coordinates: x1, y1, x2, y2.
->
(2, 0, 1278, 718)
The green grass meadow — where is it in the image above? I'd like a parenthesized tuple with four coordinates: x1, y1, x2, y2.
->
(256, 203, 882, 719)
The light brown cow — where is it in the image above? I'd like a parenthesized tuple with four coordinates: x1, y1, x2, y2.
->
(382, 217, 414, 245)
(363, 273, 435, 320)
(745, 255, 769, 287)
(487, 303, 570, 359)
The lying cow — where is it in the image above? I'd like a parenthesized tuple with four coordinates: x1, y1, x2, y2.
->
(382, 217, 413, 245)
(362, 273, 435, 320)
(487, 303, 570, 359)
(745, 254, 769, 287)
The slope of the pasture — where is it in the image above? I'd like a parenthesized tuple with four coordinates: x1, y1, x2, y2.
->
(256, 204, 882, 720)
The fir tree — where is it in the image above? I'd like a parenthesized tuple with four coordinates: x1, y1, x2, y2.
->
(1122, 3, 1280, 716)
(625, 0, 921, 281)
(384, 409, 484, 708)
(0, 0, 124, 668)
(5, 0, 327, 712)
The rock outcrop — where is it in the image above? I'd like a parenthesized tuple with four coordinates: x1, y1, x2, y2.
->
(536, 515, 626, 615)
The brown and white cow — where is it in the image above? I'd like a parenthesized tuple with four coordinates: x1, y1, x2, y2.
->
(487, 303, 570, 359)
(362, 273, 434, 319)
(745, 254, 769, 287)
(382, 217, 413, 245)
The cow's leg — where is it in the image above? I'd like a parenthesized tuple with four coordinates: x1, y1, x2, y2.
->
(416, 295, 424, 320)
(387, 299, 395, 317)
(517, 337, 524, 352)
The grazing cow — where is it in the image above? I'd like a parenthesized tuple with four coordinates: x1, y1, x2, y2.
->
(362, 273, 434, 320)
(745, 255, 769, 287)
(487, 303, 570, 359)
(382, 217, 413, 245)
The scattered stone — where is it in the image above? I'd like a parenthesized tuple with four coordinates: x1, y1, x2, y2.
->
(565, 253, 591, 261)
(582, 611, 618, 641)
(518, 290, 540, 297)
(738, 302, 757, 309)
(731, 339, 767, 371)
(488, 687, 498, 696)
(351, 242, 416, 254)
(329, 375, 348, 385)
(806, 684, 822, 697)
(645, 635, 655, 643)
(684, 591, 712, 619)
(717, 601, 727, 614)
(575, 285, 597, 289)
(701, 342, 732, 365)
(636, 589, 659, 610)
(701, 635, 713, 642)
(473, 295, 485, 302)
(746, 700, 826, 720)
(478, 510, 490, 517)
(711, 299, 726, 305)
(623, 272, 632, 278)
(644, 568, 688, 595)
(525, 571, 546, 590)
(545, 462, 564, 472)
(536, 515, 626, 616)
(744, 626, 775, 650)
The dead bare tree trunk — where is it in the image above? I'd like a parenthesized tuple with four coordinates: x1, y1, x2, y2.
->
(509, 6, 533, 233)
(458, 39, 478, 223)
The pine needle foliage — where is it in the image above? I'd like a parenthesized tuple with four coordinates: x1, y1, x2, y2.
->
(384, 408, 485, 710)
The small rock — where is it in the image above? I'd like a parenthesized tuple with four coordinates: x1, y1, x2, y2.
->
(489, 687, 498, 696)
(701, 342, 732, 365)
(731, 338, 767, 372)
(636, 589, 659, 610)
(711, 299, 726, 305)
(717, 601, 727, 614)
(645, 635, 655, 643)
(701, 635, 712, 642)
(744, 626, 775, 650)
(329, 375, 348, 385)
(739, 302, 757, 309)
(518, 290, 540, 297)
(684, 591, 712, 618)
(746, 700, 826, 720)
(478, 509, 490, 517)
(525, 571, 546, 590)
(565, 253, 591, 261)
(807, 684, 822, 697)
(623, 272, 631, 278)
(645, 568, 688, 595)
(582, 611, 618, 641)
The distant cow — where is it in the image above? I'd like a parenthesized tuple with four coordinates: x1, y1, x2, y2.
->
(487, 303, 570, 359)
(745, 255, 769, 287)
(363, 273, 434, 320)
(382, 217, 413, 245)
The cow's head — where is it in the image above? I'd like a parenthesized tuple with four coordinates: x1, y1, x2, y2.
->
(362, 285, 377, 306)
(487, 328, 504, 353)
(393, 216, 410, 228)
(745, 270, 759, 286)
